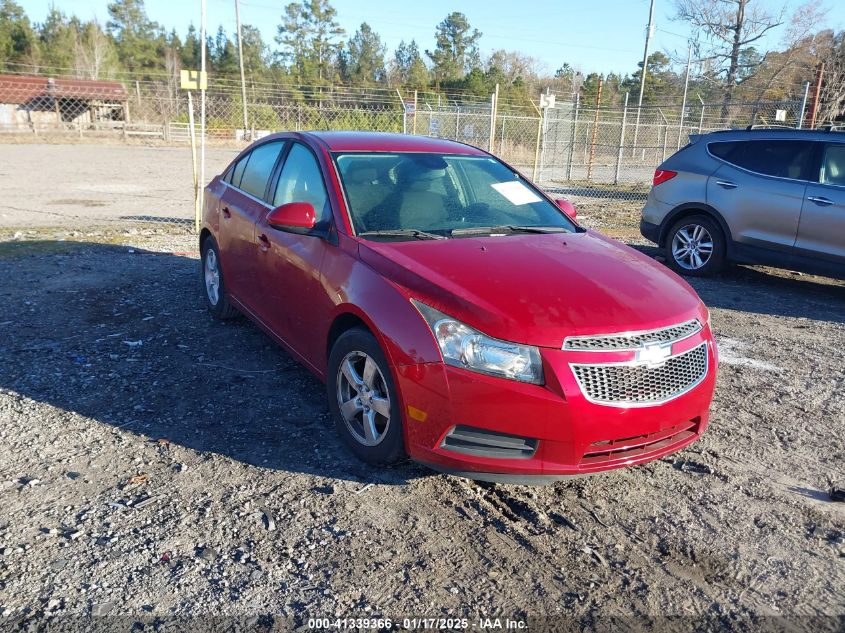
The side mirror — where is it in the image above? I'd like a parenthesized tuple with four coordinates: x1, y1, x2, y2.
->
(554, 198, 577, 220)
(267, 201, 317, 231)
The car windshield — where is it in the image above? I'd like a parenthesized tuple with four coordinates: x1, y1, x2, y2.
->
(333, 152, 577, 239)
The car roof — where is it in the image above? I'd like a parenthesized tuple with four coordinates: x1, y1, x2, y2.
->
(301, 131, 487, 155)
(701, 127, 845, 142)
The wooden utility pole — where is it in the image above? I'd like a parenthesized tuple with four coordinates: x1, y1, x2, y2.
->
(808, 63, 825, 129)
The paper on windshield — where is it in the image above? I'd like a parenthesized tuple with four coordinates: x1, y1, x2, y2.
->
(491, 181, 542, 206)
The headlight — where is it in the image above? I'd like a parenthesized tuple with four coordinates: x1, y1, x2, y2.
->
(412, 300, 544, 384)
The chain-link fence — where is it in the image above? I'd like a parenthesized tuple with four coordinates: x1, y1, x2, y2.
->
(0, 70, 816, 230)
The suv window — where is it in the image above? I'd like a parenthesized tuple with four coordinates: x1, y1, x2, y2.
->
(820, 143, 845, 187)
(708, 141, 743, 163)
(711, 139, 814, 180)
(273, 143, 330, 222)
(238, 141, 285, 200)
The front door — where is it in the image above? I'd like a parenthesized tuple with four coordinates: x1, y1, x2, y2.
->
(796, 142, 845, 264)
(254, 142, 334, 367)
(706, 139, 814, 253)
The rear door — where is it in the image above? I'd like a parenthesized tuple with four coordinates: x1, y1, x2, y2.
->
(706, 139, 814, 253)
(217, 140, 286, 312)
(253, 142, 335, 366)
(796, 141, 845, 264)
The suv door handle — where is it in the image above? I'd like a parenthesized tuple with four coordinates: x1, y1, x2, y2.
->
(807, 196, 834, 206)
(257, 233, 271, 251)
(715, 180, 737, 189)
(221, 206, 231, 218)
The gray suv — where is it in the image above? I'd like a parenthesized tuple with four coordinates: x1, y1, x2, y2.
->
(640, 128, 845, 278)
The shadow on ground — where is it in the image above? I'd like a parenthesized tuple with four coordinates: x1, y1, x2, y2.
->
(631, 243, 845, 323)
(1, 239, 843, 487)
(0, 241, 423, 485)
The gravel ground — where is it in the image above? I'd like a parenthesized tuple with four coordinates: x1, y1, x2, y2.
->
(0, 143, 843, 630)
(0, 142, 238, 228)
(0, 227, 842, 631)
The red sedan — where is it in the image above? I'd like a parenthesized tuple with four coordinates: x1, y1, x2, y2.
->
(200, 131, 717, 483)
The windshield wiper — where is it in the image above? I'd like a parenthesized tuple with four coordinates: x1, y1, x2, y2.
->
(358, 229, 447, 240)
(450, 225, 568, 236)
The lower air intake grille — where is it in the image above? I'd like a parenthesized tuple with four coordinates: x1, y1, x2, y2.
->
(571, 343, 708, 406)
(441, 425, 538, 460)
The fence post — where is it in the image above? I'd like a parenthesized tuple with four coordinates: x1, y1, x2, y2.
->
(797, 81, 810, 129)
(488, 83, 499, 152)
(455, 105, 460, 141)
(566, 94, 579, 181)
(412, 90, 418, 134)
(659, 109, 669, 163)
(531, 99, 543, 182)
(586, 77, 603, 181)
(395, 88, 406, 134)
(697, 94, 705, 133)
(614, 92, 629, 185)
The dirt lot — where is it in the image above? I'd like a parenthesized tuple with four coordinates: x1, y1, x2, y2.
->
(0, 142, 239, 228)
(0, 143, 843, 630)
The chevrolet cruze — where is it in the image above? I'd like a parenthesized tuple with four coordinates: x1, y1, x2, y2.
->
(200, 131, 717, 483)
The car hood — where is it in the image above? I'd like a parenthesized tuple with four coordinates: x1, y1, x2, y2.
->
(358, 230, 707, 348)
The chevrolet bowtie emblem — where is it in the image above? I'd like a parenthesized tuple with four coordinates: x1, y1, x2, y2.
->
(636, 341, 672, 367)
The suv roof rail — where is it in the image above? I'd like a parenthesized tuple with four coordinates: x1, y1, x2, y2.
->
(745, 124, 799, 130)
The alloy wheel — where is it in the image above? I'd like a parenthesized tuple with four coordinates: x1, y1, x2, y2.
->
(335, 351, 391, 447)
(204, 248, 220, 305)
(671, 223, 714, 271)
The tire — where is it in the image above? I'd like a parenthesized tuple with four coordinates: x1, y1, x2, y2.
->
(200, 236, 239, 320)
(664, 214, 726, 277)
(327, 328, 404, 465)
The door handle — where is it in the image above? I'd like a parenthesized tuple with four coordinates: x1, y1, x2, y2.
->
(807, 196, 833, 206)
(257, 233, 270, 251)
(716, 180, 737, 189)
(221, 206, 231, 218)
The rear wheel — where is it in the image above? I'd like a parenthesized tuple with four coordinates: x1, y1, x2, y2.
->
(327, 328, 404, 465)
(201, 237, 239, 319)
(664, 215, 725, 277)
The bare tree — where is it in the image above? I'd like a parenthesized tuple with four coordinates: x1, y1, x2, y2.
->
(816, 30, 845, 123)
(74, 21, 118, 79)
(741, 1, 828, 103)
(675, 0, 786, 113)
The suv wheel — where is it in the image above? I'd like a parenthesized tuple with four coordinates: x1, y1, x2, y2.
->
(665, 215, 725, 277)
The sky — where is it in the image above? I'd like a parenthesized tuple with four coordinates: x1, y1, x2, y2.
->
(25, 0, 845, 76)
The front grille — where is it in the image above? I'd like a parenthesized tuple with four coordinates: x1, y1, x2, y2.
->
(571, 343, 708, 406)
(564, 320, 701, 351)
(441, 425, 538, 459)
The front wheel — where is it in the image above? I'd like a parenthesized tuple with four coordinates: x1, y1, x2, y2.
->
(327, 328, 404, 465)
(664, 215, 726, 277)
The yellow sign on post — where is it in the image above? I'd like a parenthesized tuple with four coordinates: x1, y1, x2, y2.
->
(180, 69, 208, 90)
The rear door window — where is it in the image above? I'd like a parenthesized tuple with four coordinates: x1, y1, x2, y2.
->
(713, 139, 814, 180)
(708, 141, 743, 163)
(819, 143, 845, 187)
(238, 141, 285, 200)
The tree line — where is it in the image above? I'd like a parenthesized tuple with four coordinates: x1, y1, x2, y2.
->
(0, 0, 843, 119)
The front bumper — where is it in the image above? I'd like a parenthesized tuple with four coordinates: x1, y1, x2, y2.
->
(395, 329, 717, 481)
